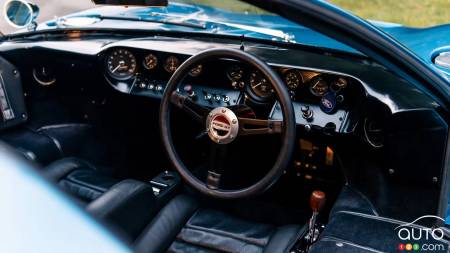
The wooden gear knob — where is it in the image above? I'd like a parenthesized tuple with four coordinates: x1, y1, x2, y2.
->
(310, 190, 326, 212)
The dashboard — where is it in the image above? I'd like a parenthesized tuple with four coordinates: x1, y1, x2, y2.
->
(102, 47, 365, 134)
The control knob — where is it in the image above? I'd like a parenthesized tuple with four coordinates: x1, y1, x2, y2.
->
(301, 105, 313, 121)
(183, 85, 196, 98)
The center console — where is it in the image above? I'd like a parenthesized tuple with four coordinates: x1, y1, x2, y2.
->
(149, 170, 181, 204)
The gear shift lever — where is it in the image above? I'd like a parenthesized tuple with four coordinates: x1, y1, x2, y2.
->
(307, 190, 326, 248)
(310, 190, 326, 213)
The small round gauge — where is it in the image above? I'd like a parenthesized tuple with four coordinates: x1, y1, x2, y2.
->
(33, 66, 56, 86)
(106, 49, 137, 80)
(330, 77, 348, 92)
(284, 69, 303, 90)
(309, 76, 329, 97)
(227, 65, 244, 81)
(143, 53, 158, 70)
(164, 56, 180, 73)
(189, 64, 203, 77)
(249, 71, 273, 98)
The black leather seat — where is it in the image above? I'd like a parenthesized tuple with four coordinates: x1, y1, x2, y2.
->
(134, 194, 306, 253)
(45, 158, 306, 253)
(45, 157, 120, 204)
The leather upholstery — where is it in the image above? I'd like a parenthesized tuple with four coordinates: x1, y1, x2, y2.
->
(134, 194, 305, 253)
(87, 179, 159, 240)
(45, 157, 119, 203)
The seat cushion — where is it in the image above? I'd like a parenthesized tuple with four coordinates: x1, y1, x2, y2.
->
(45, 157, 120, 203)
(134, 194, 306, 253)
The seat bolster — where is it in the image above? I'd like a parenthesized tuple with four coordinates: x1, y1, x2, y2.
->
(134, 194, 199, 253)
(44, 157, 96, 181)
(263, 224, 306, 253)
(87, 179, 158, 239)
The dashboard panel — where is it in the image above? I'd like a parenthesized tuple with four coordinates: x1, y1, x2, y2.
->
(102, 47, 365, 134)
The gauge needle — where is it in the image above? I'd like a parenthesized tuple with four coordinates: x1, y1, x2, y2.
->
(111, 65, 121, 73)
(252, 82, 262, 89)
(112, 61, 126, 73)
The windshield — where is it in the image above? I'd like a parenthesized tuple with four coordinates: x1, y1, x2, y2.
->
(0, 0, 449, 36)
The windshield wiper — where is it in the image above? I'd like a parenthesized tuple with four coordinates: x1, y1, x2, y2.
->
(146, 12, 295, 42)
(90, 14, 206, 29)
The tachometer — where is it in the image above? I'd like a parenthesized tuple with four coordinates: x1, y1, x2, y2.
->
(249, 71, 273, 98)
(284, 69, 303, 90)
(106, 49, 137, 80)
(164, 56, 180, 73)
(143, 53, 158, 70)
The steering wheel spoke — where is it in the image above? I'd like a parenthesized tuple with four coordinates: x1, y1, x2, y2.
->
(206, 143, 228, 190)
(170, 91, 209, 124)
(238, 117, 283, 136)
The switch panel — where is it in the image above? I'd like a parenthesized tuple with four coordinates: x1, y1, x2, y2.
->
(0, 76, 15, 121)
(0, 56, 27, 131)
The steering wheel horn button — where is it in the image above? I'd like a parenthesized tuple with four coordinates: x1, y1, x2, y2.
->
(206, 107, 239, 144)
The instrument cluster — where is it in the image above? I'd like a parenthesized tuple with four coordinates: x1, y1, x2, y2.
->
(104, 48, 356, 115)
(225, 64, 352, 114)
(105, 48, 193, 80)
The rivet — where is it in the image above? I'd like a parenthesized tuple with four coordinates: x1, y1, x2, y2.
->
(221, 109, 226, 113)
(304, 124, 311, 132)
(336, 242, 344, 247)
(232, 119, 237, 124)
(388, 169, 395, 174)
(433, 177, 438, 183)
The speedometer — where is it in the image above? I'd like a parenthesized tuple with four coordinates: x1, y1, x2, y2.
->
(106, 49, 137, 80)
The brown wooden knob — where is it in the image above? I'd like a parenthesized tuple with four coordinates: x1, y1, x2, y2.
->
(310, 190, 326, 212)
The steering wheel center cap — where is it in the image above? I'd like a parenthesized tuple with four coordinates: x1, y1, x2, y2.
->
(206, 107, 239, 144)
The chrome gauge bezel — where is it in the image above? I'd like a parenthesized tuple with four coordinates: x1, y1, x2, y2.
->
(143, 53, 158, 70)
(283, 69, 304, 90)
(248, 71, 274, 99)
(106, 49, 138, 80)
(164, 56, 180, 73)
(309, 76, 329, 97)
(32, 66, 56, 86)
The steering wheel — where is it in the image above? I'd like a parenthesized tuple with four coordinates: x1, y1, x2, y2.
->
(159, 48, 296, 199)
